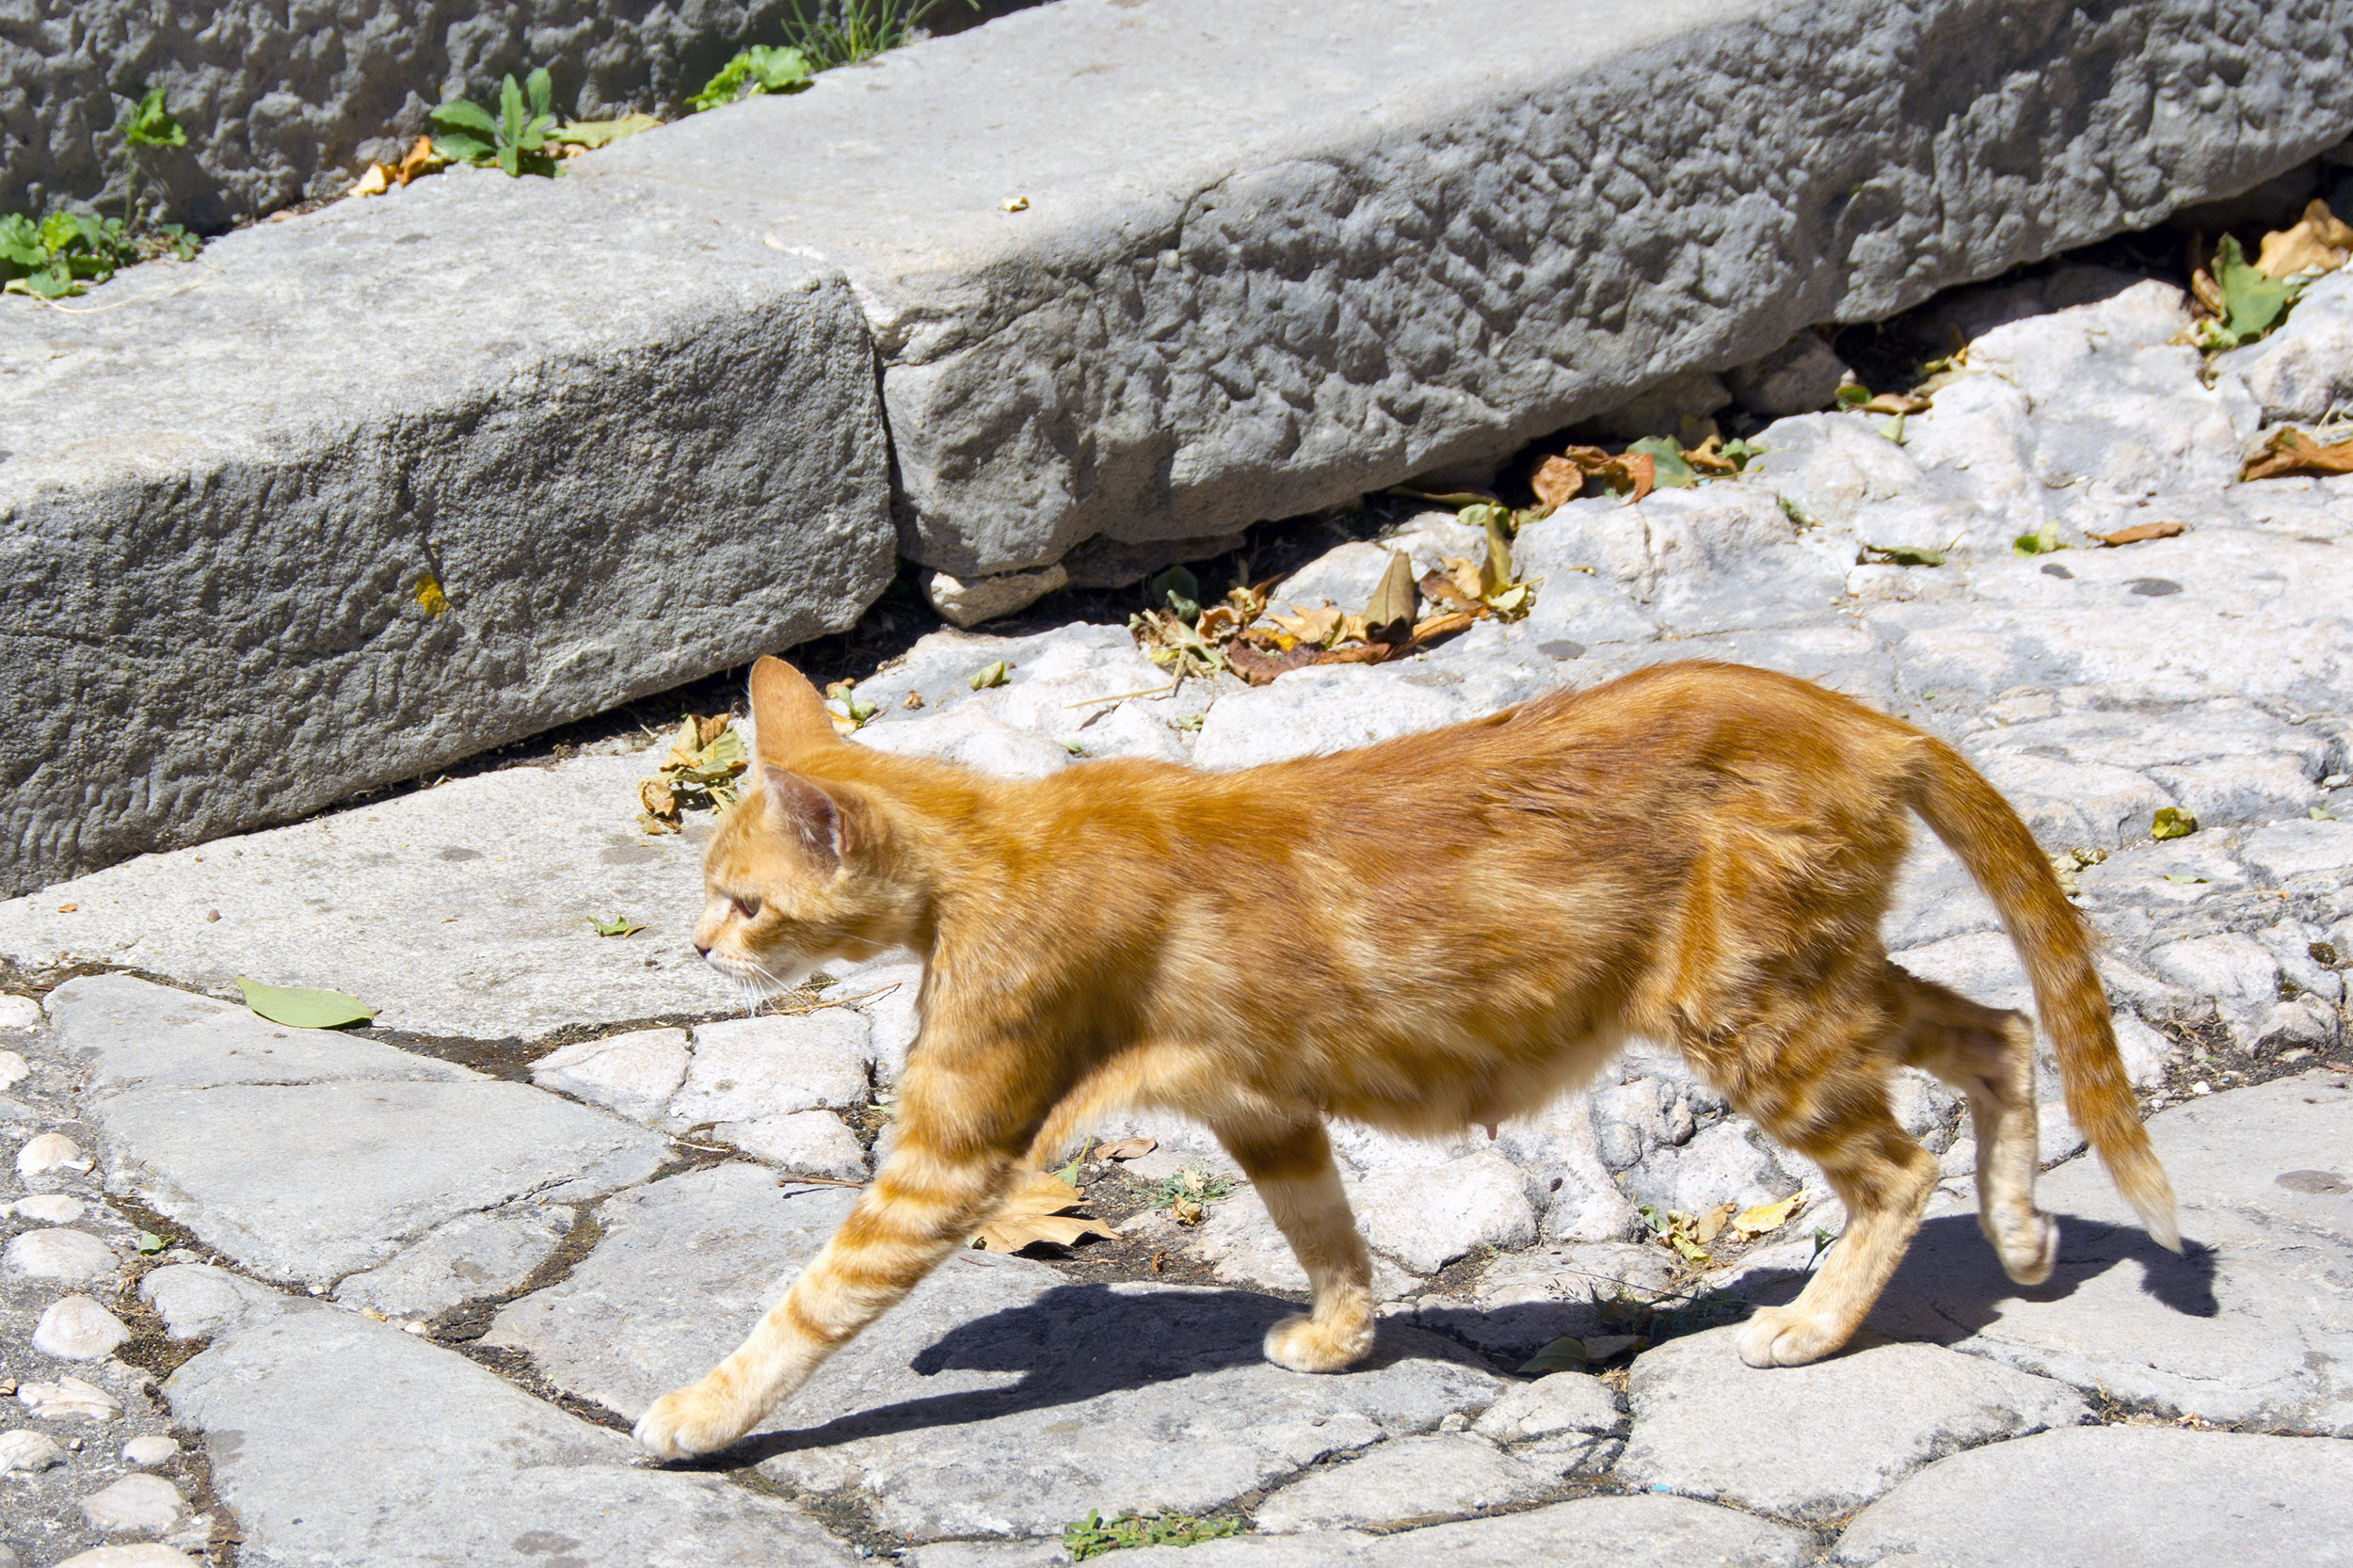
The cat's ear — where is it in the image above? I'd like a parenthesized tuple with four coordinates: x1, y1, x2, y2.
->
(761, 766, 865, 869)
(748, 656, 840, 765)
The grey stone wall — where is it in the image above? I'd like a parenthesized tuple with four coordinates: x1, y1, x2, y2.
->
(0, 0, 1041, 231)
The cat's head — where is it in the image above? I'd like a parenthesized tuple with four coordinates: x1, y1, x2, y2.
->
(694, 657, 920, 1000)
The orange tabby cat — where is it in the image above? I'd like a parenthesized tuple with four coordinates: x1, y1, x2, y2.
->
(633, 654, 2179, 1459)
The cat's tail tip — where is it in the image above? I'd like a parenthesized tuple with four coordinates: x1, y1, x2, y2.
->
(2106, 1133, 2183, 1254)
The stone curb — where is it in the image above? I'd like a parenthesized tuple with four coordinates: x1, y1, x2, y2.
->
(8, 0, 2353, 891)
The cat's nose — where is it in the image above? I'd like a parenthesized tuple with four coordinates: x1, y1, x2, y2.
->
(694, 941, 712, 959)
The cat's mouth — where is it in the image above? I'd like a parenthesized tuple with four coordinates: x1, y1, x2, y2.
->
(703, 948, 817, 1012)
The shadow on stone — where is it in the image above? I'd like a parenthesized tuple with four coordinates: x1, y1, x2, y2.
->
(1857, 1212, 2221, 1344)
(727, 1283, 1452, 1463)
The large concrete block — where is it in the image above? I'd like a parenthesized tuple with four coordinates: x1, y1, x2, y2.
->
(0, 0, 1045, 228)
(0, 166, 893, 895)
(575, 0, 2353, 578)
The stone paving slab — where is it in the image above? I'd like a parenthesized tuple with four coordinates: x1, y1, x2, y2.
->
(166, 1309, 858, 1566)
(1616, 1326, 2089, 1522)
(1862, 1070, 2353, 1434)
(0, 751, 734, 1039)
(52, 975, 668, 1285)
(1117, 1495, 1810, 1566)
(1829, 1426, 2353, 1565)
(483, 1166, 1506, 1540)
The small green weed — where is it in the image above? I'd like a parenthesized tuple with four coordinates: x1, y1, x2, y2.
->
(0, 211, 195, 298)
(2192, 233, 2306, 351)
(1149, 1168, 1234, 1208)
(690, 44, 815, 110)
(783, 0, 978, 68)
(116, 84, 187, 227)
(432, 69, 561, 177)
(1064, 1509, 1242, 1560)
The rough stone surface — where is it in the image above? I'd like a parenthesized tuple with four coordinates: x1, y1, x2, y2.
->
(331, 1205, 572, 1318)
(1471, 1371, 1622, 1442)
(1252, 1433, 1557, 1532)
(80, 1475, 184, 1536)
(2, 748, 742, 1041)
(15, 0, 2353, 892)
(5, 1229, 119, 1283)
(716, 1110, 871, 1178)
(61, 977, 667, 1284)
(1119, 1496, 1810, 1566)
(32, 1295, 131, 1361)
(1, 2, 1036, 226)
(140, 1263, 294, 1339)
(482, 1166, 1503, 1538)
(166, 1310, 859, 1565)
(531, 1028, 692, 1122)
(669, 1011, 873, 1125)
(1830, 1426, 2353, 1565)
(53, 1550, 197, 1568)
(119, 1436, 177, 1468)
(0, 163, 893, 897)
(580, 0, 2353, 583)
(1865, 1071, 2353, 1434)
(1618, 1326, 2090, 1521)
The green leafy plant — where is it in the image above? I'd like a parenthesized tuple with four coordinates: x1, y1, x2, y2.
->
(1, 211, 136, 298)
(781, 0, 978, 69)
(2192, 233, 2306, 350)
(1148, 1167, 1234, 1208)
(431, 69, 561, 177)
(1064, 1509, 1241, 1560)
(116, 85, 187, 226)
(689, 44, 814, 110)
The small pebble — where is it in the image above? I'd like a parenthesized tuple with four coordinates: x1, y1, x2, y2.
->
(121, 1434, 178, 1467)
(81, 1473, 188, 1535)
(34, 1296, 132, 1361)
(16, 1131, 91, 1176)
(202, 909, 220, 922)
(0, 995, 42, 1032)
(16, 1192, 84, 1223)
(0, 1427, 66, 1472)
(0, 1050, 27, 1089)
(16, 1374, 125, 1421)
(56, 1546, 202, 1568)
(4, 1228, 120, 1282)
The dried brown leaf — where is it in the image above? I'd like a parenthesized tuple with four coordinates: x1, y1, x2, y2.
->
(2243, 426, 2353, 482)
(1267, 605, 1342, 647)
(1096, 1136, 1157, 1160)
(2088, 520, 2187, 546)
(1225, 639, 1320, 685)
(1364, 550, 1418, 639)
(973, 1171, 1112, 1253)
(2255, 199, 2353, 280)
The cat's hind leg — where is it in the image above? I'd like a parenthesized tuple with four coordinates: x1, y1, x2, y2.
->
(1211, 1115, 1375, 1374)
(1887, 966, 2055, 1286)
(1720, 1013, 1941, 1368)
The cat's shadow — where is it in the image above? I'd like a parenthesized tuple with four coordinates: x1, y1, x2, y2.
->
(726, 1286, 1432, 1465)
(716, 1213, 2218, 1464)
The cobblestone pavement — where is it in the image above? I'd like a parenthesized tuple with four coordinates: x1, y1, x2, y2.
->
(0, 264, 2349, 1564)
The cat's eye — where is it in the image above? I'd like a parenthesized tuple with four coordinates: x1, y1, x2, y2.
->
(730, 895, 761, 920)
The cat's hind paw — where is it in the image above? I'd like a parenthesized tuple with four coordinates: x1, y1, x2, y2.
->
(1264, 1311, 1374, 1373)
(1979, 1204, 2057, 1287)
(634, 1381, 759, 1460)
(1735, 1304, 1846, 1368)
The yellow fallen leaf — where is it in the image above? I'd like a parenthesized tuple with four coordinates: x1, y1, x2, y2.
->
(1731, 1192, 1805, 1240)
(1267, 605, 1341, 647)
(1096, 1136, 1157, 1160)
(972, 1171, 1113, 1253)
(1693, 1201, 1738, 1245)
(346, 164, 391, 200)
(2256, 198, 2353, 280)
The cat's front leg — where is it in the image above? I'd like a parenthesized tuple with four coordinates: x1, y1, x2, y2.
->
(636, 1120, 1028, 1458)
(1213, 1115, 1375, 1373)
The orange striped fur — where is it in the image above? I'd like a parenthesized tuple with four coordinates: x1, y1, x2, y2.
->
(632, 656, 2178, 1458)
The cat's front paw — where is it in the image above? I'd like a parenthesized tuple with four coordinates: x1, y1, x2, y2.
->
(1979, 1204, 2057, 1287)
(1735, 1304, 1845, 1368)
(1263, 1311, 1374, 1373)
(634, 1380, 759, 1460)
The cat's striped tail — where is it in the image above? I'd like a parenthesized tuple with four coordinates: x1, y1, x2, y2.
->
(1905, 734, 2181, 1252)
